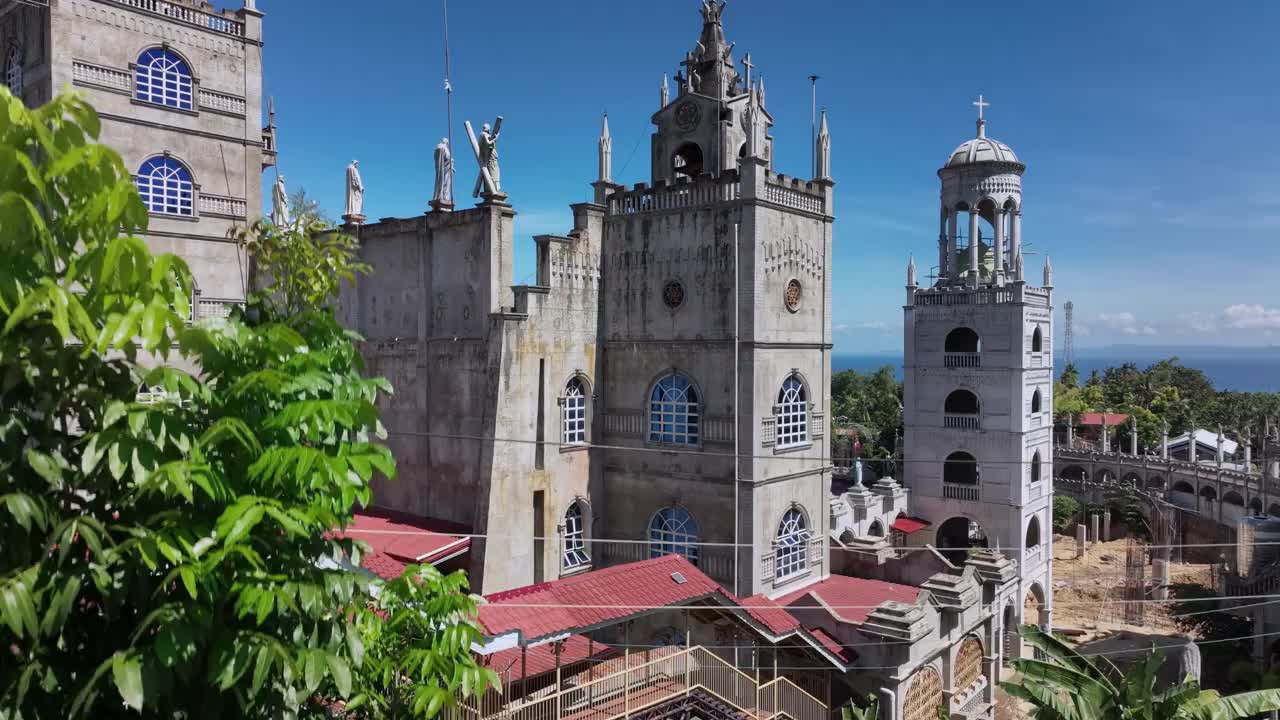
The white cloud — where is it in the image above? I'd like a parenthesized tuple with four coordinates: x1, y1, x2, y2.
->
(1179, 312, 1218, 333)
(1099, 312, 1139, 335)
(1224, 304, 1280, 330)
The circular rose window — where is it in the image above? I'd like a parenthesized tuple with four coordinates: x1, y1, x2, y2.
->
(663, 280, 685, 309)
(784, 279, 802, 312)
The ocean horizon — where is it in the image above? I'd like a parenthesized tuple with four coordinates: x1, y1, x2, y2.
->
(833, 347, 1280, 393)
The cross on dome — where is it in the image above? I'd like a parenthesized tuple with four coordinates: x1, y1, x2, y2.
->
(972, 94, 989, 120)
(972, 94, 990, 138)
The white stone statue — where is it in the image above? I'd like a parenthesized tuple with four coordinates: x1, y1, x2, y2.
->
(433, 138, 454, 207)
(345, 160, 364, 218)
(271, 174, 290, 227)
(478, 122, 501, 194)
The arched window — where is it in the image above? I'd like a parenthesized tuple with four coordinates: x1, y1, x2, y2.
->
(1031, 389, 1042, 414)
(672, 143, 704, 178)
(775, 508, 811, 579)
(776, 374, 808, 448)
(135, 157, 194, 216)
(649, 507, 699, 564)
(944, 451, 979, 485)
(1030, 451, 1041, 483)
(562, 502, 590, 571)
(649, 373, 700, 445)
(4, 45, 22, 96)
(1025, 515, 1041, 549)
(562, 377, 587, 445)
(1031, 326, 1043, 353)
(134, 47, 194, 110)
(944, 389, 980, 414)
(945, 327, 981, 353)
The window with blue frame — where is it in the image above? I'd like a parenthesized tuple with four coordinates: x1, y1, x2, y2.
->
(134, 48, 193, 110)
(136, 157, 194, 216)
(648, 373, 700, 445)
(649, 507, 699, 564)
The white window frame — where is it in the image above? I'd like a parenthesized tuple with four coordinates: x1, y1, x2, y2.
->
(562, 503, 590, 571)
(648, 506, 699, 564)
(774, 508, 811, 579)
(135, 156, 195, 217)
(561, 377, 587, 446)
(775, 374, 808, 448)
(134, 47, 194, 111)
(648, 373, 700, 446)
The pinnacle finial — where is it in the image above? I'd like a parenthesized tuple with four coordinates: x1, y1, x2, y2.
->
(1043, 255, 1053, 288)
(907, 254, 917, 287)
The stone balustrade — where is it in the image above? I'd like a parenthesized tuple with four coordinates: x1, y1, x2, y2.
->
(195, 298, 240, 325)
(104, 0, 245, 36)
(944, 352, 981, 369)
(943, 483, 979, 501)
(198, 88, 247, 116)
(915, 286, 1014, 306)
(607, 175, 740, 215)
(197, 193, 247, 218)
(944, 414, 980, 430)
(72, 60, 130, 92)
(762, 173, 826, 214)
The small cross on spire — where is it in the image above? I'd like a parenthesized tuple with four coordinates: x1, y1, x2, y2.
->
(741, 52, 754, 89)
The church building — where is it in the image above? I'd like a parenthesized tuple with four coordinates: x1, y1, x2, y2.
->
(338, 0, 833, 598)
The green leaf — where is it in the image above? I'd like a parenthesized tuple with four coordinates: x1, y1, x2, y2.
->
(178, 566, 197, 600)
(111, 652, 145, 712)
(326, 653, 352, 698)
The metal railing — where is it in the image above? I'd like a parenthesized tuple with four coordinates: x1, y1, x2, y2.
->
(447, 646, 827, 720)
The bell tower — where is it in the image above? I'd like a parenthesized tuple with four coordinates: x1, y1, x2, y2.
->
(649, 0, 774, 184)
(902, 98, 1053, 641)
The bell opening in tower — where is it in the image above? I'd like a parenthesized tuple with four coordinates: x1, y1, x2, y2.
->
(672, 143, 704, 178)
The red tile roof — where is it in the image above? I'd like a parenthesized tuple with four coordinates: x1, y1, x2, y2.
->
(483, 635, 612, 684)
(1079, 412, 1129, 427)
(480, 555, 723, 641)
(335, 511, 470, 581)
(775, 575, 920, 625)
(739, 593, 802, 635)
(809, 627, 857, 664)
(891, 516, 931, 534)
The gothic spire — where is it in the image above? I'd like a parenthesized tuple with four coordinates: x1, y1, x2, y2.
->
(907, 255, 917, 287)
(1043, 255, 1053, 288)
(597, 112, 613, 184)
(686, 0, 739, 98)
(815, 109, 831, 181)
(661, 73, 669, 108)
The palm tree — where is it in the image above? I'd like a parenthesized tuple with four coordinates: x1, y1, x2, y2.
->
(1002, 625, 1280, 720)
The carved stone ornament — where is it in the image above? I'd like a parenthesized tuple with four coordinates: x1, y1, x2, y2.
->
(675, 100, 701, 131)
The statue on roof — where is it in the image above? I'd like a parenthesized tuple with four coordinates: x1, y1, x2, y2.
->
(432, 137, 454, 209)
(344, 160, 364, 219)
(271, 174, 289, 227)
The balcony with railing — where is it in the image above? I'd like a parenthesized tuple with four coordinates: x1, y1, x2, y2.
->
(104, 0, 246, 37)
(944, 352, 981, 369)
(944, 414, 980, 430)
(943, 483, 980, 501)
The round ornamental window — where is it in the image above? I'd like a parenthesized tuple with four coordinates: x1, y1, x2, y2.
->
(784, 279, 802, 312)
(663, 280, 685, 309)
(674, 100, 701, 131)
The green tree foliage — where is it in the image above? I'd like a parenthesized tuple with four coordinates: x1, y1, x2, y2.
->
(1003, 624, 1280, 720)
(1052, 496, 1081, 530)
(0, 89, 494, 718)
(831, 366, 902, 457)
(840, 694, 880, 720)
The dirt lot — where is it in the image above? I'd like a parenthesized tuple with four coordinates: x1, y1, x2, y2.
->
(1048, 533, 1214, 636)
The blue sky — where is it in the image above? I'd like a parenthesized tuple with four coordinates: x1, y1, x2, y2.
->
(258, 0, 1280, 353)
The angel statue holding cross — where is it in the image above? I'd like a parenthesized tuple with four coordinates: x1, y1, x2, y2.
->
(465, 117, 504, 198)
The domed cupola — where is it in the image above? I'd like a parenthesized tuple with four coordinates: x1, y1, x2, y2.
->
(934, 96, 1026, 288)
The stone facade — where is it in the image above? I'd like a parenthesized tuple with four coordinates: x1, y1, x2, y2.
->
(2, 0, 270, 316)
(337, 5, 833, 597)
